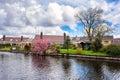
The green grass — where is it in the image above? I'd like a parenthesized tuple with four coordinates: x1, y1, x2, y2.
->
(60, 49, 77, 54)
(0, 47, 10, 51)
(59, 49, 108, 56)
(0, 47, 25, 51)
(82, 50, 108, 56)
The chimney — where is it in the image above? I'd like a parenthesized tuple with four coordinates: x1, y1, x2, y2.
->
(21, 36, 23, 41)
(3, 35, 5, 41)
(40, 32, 43, 39)
(64, 33, 66, 40)
(76, 35, 77, 38)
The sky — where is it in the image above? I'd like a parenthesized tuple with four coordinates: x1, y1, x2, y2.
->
(0, 0, 120, 38)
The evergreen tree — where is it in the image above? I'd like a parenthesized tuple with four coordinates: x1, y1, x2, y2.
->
(63, 36, 71, 49)
(92, 38, 102, 51)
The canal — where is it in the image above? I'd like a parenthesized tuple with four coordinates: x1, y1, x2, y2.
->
(0, 52, 120, 80)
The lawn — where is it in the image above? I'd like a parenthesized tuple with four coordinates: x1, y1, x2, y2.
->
(59, 49, 108, 56)
(0, 46, 24, 51)
(60, 49, 77, 54)
(82, 50, 108, 56)
(0, 47, 10, 51)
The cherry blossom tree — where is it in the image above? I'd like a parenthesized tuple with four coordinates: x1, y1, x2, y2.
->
(32, 39, 49, 55)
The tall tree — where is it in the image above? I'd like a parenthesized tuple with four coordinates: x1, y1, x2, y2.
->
(75, 8, 105, 42)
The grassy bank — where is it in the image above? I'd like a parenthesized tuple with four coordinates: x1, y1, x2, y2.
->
(0, 47, 24, 51)
(0, 47, 10, 51)
(60, 49, 108, 56)
(0, 47, 108, 57)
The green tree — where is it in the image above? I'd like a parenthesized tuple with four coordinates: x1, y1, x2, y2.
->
(92, 38, 102, 52)
(63, 36, 71, 49)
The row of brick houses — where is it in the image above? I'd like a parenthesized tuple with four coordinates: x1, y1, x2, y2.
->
(0, 35, 32, 46)
(0, 33, 120, 47)
(71, 35, 120, 46)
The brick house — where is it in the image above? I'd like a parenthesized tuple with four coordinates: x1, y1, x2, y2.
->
(33, 32, 66, 45)
(0, 35, 31, 46)
(101, 36, 113, 46)
(71, 35, 113, 46)
(111, 38, 120, 45)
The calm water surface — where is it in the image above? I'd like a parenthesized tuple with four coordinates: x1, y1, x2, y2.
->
(0, 52, 120, 80)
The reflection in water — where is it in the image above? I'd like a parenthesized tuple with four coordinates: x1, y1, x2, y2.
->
(0, 52, 120, 80)
(61, 58, 71, 74)
(32, 56, 49, 69)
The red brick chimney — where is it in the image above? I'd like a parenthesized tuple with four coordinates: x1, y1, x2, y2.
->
(64, 33, 66, 40)
(21, 36, 23, 41)
(40, 32, 43, 39)
(3, 35, 5, 41)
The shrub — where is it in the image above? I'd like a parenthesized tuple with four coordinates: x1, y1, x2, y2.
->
(24, 44, 30, 51)
(15, 45, 20, 50)
(0, 43, 11, 48)
(76, 48, 82, 54)
(71, 44, 77, 49)
(106, 45, 120, 56)
(99, 46, 107, 52)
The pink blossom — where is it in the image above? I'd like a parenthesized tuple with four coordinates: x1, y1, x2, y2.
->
(32, 39, 49, 55)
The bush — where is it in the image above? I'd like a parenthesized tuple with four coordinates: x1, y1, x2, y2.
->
(106, 45, 120, 56)
(24, 44, 30, 51)
(15, 45, 20, 50)
(0, 43, 11, 48)
(99, 46, 107, 52)
(71, 44, 77, 49)
(76, 48, 82, 54)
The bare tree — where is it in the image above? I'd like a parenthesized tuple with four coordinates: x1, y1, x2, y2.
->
(95, 24, 113, 41)
(75, 8, 105, 42)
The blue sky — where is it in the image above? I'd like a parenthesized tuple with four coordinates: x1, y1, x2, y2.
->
(0, 0, 120, 38)
(106, 0, 119, 3)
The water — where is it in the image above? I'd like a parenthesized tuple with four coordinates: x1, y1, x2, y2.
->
(0, 52, 120, 80)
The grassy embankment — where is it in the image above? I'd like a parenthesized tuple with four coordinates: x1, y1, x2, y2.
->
(0, 47, 108, 56)
(0, 47, 24, 51)
(60, 49, 108, 56)
(0, 47, 10, 51)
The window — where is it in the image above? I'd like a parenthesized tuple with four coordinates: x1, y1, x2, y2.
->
(104, 41, 109, 44)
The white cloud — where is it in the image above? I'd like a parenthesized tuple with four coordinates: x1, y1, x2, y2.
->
(0, 0, 120, 38)
(0, 9, 7, 24)
(0, 0, 76, 37)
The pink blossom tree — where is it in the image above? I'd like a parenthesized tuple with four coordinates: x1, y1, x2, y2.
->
(32, 39, 49, 55)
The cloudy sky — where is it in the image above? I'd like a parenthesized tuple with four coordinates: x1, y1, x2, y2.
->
(0, 0, 120, 38)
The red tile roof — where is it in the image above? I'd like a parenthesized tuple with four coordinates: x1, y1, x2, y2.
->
(34, 35, 64, 43)
(0, 37, 29, 42)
